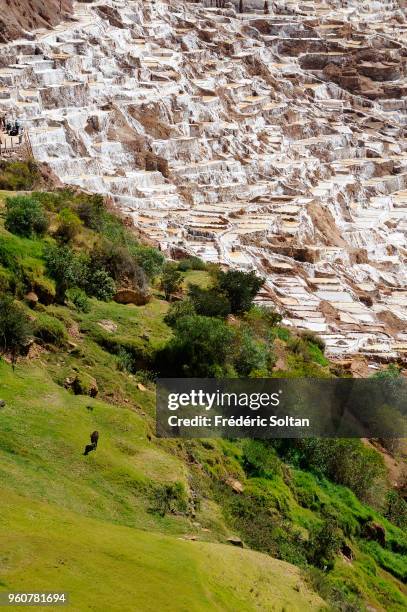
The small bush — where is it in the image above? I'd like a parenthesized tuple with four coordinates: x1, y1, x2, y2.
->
(5, 196, 49, 238)
(66, 288, 91, 313)
(385, 491, 407, 529)
(117, 347, 135, 373)
(157, 315, 234, 377)
(34, 313, 67, 346)
(161, 263, 182, 301)
(188, 284, 231, 318)
(177, 256, 206, 271)
(0, 295, 32, 364)
(44, 244, 89, 303)
(242, 440, 281, 478)
(56, 208, 82, 242)
(86, 269, 116, 302)
(232, 327, 268, 376)
(307, 516, 342, 569)
(76, 194, 106, 231)
(164, 299, 196, 327)
(149, 483, 188, 517)
(130, 244, 165, 279)
(300, 330, 326, 352)
(90, 241, 147, 292)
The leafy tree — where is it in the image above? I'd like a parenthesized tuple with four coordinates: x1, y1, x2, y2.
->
(0, 295, 32, 366)
(5, 195, 49, 238)
(157, 315, 234, 377)
(161, 263, 182, 301)
(131, 245, 165, 279)
(56, 208, 82, 242)
(216, 269, 264, 314)
(44, 244, 88, 303)
(188, 284, 231, 317)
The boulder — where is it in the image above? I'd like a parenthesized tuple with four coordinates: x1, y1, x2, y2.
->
(65, 373, 98, 398)
(97, 319, 118, 333)
(114, 288, 151, 306)
(25, 291, 39, 308)
(363, 522, 386, 547)
(225, 477, 244, 493)
(341, 543, 354, 560)
(0, 400, 5, 408)
(227, 536, 244, 548)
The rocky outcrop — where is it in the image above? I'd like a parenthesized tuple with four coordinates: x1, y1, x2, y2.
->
(114, 288, 151, 306)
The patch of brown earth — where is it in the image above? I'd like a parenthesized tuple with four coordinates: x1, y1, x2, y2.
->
(0, 0, 73, 43)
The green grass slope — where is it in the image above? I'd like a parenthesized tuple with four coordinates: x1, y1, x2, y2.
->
(0, 360, 324, 612)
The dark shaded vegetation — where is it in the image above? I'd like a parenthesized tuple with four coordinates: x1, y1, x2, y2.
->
(0, 294, 32, 365)
(0, 160, 40, 190)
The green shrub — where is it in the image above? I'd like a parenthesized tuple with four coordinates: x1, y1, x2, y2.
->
(0, 295, 32, 365)
(76, 194, 106, 231)
(307, 568, 365, 612)
(275, 439, 386, 502)
(117, 347, 135, 373)
(300, 330, 326, 352)
(164, 299, 196, 327)
(385, 491, 407, 529)
(44, 244, 89, 303)
(34, 313, 67, 346)
(224, 484, 306, 565)
(307, 516, 343, 569)
(269, 326, 291, 342)
(86, 269, 116, 302)
(177, 256, 206, 272)
(66, 288, 91, 313)
(216, 269, 264, 314)
(130, 244, 165, 279)
(90, 240, 146, 291)
(232, 327, 268, 376)
(161, 263, 182, 301)
(5, 196, 49, 238)
(157, 315, 234, 377)
(188, 284, 231, 317)
(56, 208, 82, 242)
(242, 441, 281, 478)
(149, 482, 188, 517)
(244, 305, 282, 331)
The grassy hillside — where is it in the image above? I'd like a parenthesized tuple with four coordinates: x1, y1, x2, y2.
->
(0, 178, 406, 611)
(0, 362, 324, 612)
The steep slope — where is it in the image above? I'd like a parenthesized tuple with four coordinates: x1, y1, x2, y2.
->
(0, 363, 324, 612)
(0, 0, 72, 43)
(0, 184, 406, 611)
(0, 0, 406, 362)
